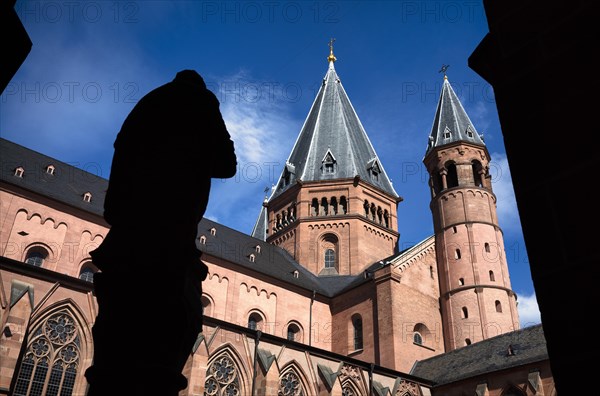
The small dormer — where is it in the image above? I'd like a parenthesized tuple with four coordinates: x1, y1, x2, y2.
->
(282, 162, 296, 187)
(321, 150, 336, 175)
(46, 164, 56, 175)
(83, 192, 92, 202)
(367, 158, 381, 182)
(14, 166, 24, 178)
(465, 125, 474, 138)
(443, 126, 452, 140)
(210, 227, 216, 236)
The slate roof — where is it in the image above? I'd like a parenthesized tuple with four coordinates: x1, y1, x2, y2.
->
(410, 324, 549, 385)
(425, 76, 486, 156)
(197, 216, 364, 297)
(0, 138, 107, 218)
(0, 137, 377, 297)
(269, 60, 399, 201)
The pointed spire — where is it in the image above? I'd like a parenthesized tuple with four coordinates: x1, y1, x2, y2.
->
(426, 68, 485, 154)
(327, 38, 337, 63)
(267, 42, 398, 202)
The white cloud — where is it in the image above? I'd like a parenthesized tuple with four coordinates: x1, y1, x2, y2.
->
(203, 71, 301, 234)
(517, 292, 542, 328)
(489, 152, 522, 235)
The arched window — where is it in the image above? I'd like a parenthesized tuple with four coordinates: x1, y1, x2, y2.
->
(330, 197, 338, 215)
(495, 300, 503, 313)
(383, 210, 389, 227)
(352, 315, 363, 350)
(324, 249, 335, 269)
(465, 338, 472, 346)
(204, 350, 244, 396)
(458, 278, 465, 286)
(472, 160, 484, 187)
(462, 307, 469, 319)
(320, 234, 339, 274)
(311, 198, 319, 216)
(446, 163, 458, 188)
(413, 323, 431, 348)
(363, 200, 369, 217)
(25, 246, 49, 267)
(201, 296, 212, 317)
(489, 270, 495, 282)
(287, 323, 300, 342)
(413, 332, 423, 345)
(320, 197, 328, 216)
(340, 196, 347, 214)
(279, 365, 307, 396)
(484, 242, 491, 253)
(12, 310, 81, 396)
(248, 312, 263, 331)
(78, 262, 97, 283)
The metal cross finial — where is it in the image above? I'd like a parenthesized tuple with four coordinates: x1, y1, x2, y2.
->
(327, 38, 337, 62)
(439, 64, 450, 78)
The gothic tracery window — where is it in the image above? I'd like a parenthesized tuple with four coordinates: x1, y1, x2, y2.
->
(12, 311, 81, 396)
(340, 379, 361, 396)
(278, 371, 304, 396)
(204, 354, 242, 396)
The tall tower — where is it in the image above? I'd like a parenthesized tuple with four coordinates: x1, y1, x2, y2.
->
(252, 41, 402, 276)
(423, 70, 520, 351)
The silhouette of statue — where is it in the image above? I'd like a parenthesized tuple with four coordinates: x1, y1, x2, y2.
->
(85, 69, 237, 395)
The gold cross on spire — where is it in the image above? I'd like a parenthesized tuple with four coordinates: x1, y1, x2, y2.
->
(328, 38, 337, 63)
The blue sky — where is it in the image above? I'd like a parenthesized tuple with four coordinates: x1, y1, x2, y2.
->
(2, 1, 540, 327)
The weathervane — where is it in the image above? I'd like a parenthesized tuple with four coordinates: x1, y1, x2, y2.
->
(439, 64, 449, 79)
(328, 38, 337, 63)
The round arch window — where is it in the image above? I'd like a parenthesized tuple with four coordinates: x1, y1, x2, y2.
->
(25, 246, 49, 267)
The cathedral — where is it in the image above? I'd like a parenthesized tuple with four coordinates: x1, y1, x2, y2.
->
(0, 47, 555, 395)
